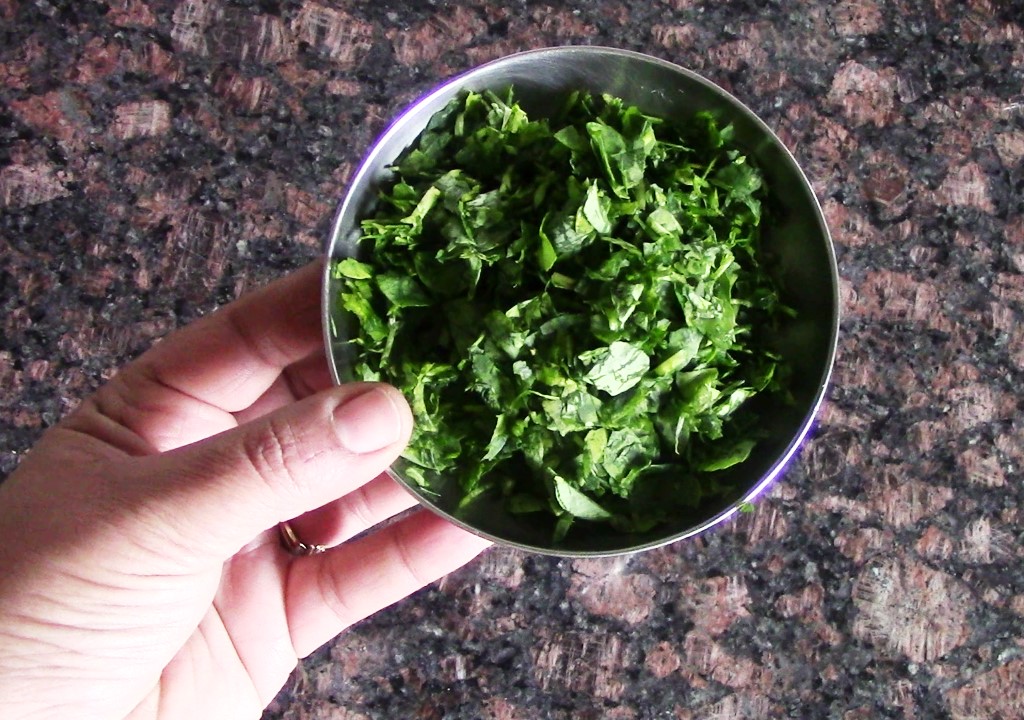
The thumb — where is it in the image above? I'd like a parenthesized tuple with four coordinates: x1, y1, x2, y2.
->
(139, 383, 414, 558)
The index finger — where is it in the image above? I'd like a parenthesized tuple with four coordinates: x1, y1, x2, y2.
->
(134, 261, 326, 414)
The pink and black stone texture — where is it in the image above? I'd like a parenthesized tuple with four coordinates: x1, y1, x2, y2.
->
(2, 1, 1023, 718)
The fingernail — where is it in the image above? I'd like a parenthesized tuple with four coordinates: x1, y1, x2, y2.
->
(335, 387, 404, 454)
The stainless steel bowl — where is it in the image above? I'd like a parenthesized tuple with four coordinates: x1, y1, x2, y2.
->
(322, 46, 839, 556)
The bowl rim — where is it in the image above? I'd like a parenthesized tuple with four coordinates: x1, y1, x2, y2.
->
(320, 45, 841, 557)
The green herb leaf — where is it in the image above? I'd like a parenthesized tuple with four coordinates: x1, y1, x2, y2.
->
(554, 476, 613, 520)
(335, 88, 792, 542)
(376, 273, 431, 309)
(582, 341, 651, 396)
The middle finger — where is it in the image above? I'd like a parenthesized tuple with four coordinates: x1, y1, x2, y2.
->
(234, 351, 335, 425)
(284, 473, 420, 549)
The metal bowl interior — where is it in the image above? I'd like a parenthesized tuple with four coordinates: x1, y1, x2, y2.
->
(322, 46, 839, 556)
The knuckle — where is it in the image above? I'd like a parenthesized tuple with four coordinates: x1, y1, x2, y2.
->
(388, 521, 431, 589)
(241, 416, 305, 498)
(315, 561, 357, 631)
(342, 487, 376, 536)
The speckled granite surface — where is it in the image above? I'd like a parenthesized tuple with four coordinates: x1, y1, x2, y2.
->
(2, 1, 1023, 718)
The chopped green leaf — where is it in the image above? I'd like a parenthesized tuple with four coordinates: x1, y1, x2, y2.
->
(332, 88, 792, 542)
(554, 476, 613, 520)
(333, 257, 374, 280)
(376, 273, 431, 309)
(582, 341, 651, 396)
(581, 182, 614, 235)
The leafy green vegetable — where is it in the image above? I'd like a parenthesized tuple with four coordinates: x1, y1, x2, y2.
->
(333, 88, 791, 539)
(581, 341, 650, 396)
(554, 476, 613, 521)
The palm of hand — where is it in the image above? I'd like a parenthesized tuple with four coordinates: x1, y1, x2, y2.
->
(0, 264, 489, 719)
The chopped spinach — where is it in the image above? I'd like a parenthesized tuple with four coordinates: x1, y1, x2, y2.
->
(333, 88, 791, 539)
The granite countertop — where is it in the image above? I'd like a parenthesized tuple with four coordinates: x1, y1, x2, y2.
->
(2, 1, 1023, 718)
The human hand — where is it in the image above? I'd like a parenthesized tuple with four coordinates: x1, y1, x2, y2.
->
(0, 262, 491, 720)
